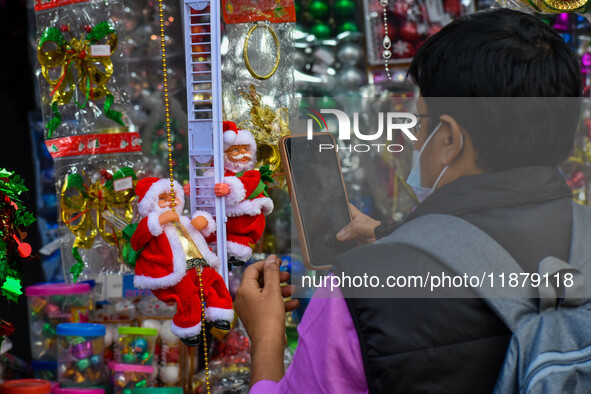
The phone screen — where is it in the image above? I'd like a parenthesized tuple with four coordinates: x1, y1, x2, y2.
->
(284, 134, 355, 268)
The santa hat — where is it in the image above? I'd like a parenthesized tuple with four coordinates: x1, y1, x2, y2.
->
(223, 121, 257, 156)
(136, 177, 185, 217)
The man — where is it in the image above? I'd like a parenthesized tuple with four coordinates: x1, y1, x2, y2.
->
(234, 8, 583, 393)
(132, 177, 233, 347)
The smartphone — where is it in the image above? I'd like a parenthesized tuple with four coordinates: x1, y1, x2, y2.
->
(280, 133, 355, 270)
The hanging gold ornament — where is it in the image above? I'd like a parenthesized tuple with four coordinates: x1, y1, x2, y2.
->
(238, 85, 290, 188)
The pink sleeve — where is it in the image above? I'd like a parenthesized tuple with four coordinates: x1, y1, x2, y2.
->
(249, 285, 368, 394)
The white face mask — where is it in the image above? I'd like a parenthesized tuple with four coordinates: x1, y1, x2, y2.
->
(406, 123, 463, 203)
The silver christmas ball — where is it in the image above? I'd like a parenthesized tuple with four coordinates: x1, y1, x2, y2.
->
(337, 42, 363, 66)
(293, 50, 308, 71)
(338, 66, 368, 88)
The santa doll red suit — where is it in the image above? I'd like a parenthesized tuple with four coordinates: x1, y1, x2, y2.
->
(131, 177, 234, 347)
(213, 121, 273, 264)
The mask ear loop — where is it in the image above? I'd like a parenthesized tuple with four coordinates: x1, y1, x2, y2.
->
(430, 133, 464, 193)
(417, 123, 442, 156)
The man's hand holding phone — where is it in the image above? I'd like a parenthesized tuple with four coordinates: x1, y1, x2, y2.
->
(336, 204, 381, 245)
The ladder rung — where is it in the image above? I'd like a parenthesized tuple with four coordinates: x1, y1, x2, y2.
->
(190, 23, 211, 27)
(192, 89, 212, 93)
(191, 70, 212, 74)
(191, 61, 211, 65)
(191, 32, 211, 36)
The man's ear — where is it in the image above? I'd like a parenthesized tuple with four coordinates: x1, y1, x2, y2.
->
(438, 114, 464, 166)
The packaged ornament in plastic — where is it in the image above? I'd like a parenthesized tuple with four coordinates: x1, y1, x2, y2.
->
(33, 0, 132, 139)
(220, 0, 296, 184)
(56, 323, 106, 387)
(51, 149, 145, 282)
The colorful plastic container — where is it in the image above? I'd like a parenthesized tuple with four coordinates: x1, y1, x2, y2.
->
(56, 323, 105, 388)
(131, 389, 182, 394)
(0, 379, 51, 394)
(26, 283, 92, 361)
(109, 362, 155, 394)
(31, 361, 58, 381)
(116, 327, 158, 365)
(53, 388, 105, 394)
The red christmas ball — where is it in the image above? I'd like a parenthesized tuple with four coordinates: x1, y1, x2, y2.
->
(428, 23, 443, 36)
(390, 1, 409, 19)
(392, 40, 414, 59)
(400, 21, 420, 43)
(378, 22, 397, 42)
(0, 320, 15, 336)
(444, 0, 462, 18)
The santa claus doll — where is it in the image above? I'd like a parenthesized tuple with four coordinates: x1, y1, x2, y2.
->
(216, 121, 274, 264)
(184, 121, 273, 266)
(131, 177, 234, 347)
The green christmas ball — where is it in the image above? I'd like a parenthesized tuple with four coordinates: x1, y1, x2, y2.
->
(308, 0, 329, 18)
(338, 21, 359, 34)
(76, 358, 90, 371)
(319, 96, 338, 109)
(335, 0, 355, 16)
(122, 353, 136, 364)
(311, 22, 332, 40)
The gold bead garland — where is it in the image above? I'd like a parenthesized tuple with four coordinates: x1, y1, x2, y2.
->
(199, 268, 211, 390)
(157, 0, 210, 392)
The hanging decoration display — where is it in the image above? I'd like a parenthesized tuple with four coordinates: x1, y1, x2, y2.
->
(221, 0, 296, 164)
(0, 170, 35, 303)
(51, 139, 144, 282)
(363, 0, 473, 81)
(60, 167, 137, 281)
(0, 169, 36, 346)
(128, 177, 234, 348)
(239, 85, 289, 187)
(33, 0, 131, 139)
(37, 21, 124, 138)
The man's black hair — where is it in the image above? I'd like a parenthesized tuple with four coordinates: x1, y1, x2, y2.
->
(408, 8, 582, 172)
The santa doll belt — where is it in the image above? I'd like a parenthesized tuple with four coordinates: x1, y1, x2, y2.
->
(186, 257, 209, 269)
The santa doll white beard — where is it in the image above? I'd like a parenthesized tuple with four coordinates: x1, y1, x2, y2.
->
(145, 200, 185, 216)
(223, 153, 254, 174)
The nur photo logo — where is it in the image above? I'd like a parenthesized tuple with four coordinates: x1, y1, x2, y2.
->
(305, 108, 418, 153)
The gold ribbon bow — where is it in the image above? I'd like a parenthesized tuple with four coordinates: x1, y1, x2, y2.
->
(37, 22, 124, 137)
(60, 168, 136, 280)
